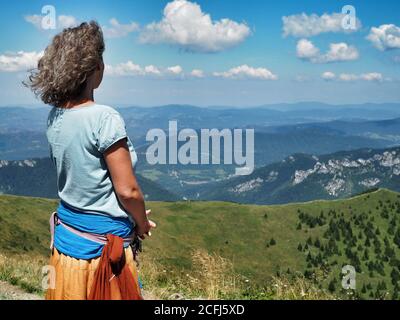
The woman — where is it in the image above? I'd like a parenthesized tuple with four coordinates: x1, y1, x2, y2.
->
(25, 21, 155, 300)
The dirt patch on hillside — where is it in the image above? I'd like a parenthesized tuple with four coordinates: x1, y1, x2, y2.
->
(0, 280, 43, 300)
(0, 280, 159, 300)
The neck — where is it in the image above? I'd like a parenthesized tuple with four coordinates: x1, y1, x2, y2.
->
(64, 89, 94, 109)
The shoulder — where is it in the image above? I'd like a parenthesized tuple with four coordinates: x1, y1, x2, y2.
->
(92, 104, 124, 124)
(94, 105, 128, 152)
(96, 104, 119, 113)
(94, 104, 125, 126)
(94, 104, 122, 116)
(46, 106, 64, 132)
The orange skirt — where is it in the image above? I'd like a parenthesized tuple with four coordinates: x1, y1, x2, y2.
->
(45, 247, 142, 300)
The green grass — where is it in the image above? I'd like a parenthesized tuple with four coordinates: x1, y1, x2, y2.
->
(0, 195, 58, 257)
(0, 253, 46, 295)
(0, 189, 399, 299)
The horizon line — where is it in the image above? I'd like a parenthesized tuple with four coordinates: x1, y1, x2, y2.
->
(1, 101, 400, 109)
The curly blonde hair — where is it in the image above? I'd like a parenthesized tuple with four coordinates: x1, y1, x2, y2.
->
(25, 21, 105, 108)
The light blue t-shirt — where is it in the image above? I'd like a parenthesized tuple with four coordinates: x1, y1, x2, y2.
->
(46, 103, 138, 219)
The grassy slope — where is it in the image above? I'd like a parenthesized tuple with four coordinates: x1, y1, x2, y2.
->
(0, 189, 399, 298)
(0, 195, 58, 256)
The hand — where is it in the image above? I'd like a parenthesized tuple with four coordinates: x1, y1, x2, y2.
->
(136, 209, 156, 240)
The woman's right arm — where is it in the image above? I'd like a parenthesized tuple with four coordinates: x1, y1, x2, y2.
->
(103, 138, 153, 238)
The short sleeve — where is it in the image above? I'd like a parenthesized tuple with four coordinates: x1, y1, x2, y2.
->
(127, 136, 138, 168)
(96, 112, 128, 153)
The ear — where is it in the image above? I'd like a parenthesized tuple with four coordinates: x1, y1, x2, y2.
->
(99, 58, 104, 70)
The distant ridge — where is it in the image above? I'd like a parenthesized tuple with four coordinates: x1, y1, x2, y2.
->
(0, 157, 179, 201)
(194, 146, 400, 204)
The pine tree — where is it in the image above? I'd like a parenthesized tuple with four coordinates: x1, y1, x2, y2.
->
(391, 268, 400, 286)
(328, 280, 336, 293)
(361, 284, 367, 294)
(363, 249, 369, 261)
(393, 285, 400, 300)
(394, 229, 400, 249)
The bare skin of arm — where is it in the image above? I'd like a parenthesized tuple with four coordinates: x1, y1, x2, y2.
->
(104, 138, 155, 239)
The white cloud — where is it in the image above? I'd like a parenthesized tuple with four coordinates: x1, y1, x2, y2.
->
(105, 61, 183, 78)
(296, 39, 320, 59)
(213, 65, 278, 80)
(25, 14, 78, 30)
(24, 15, 42, 29)
(144, 65, 162, 75)
(0, 51, 43, 72)
(106, 62, 277, 81)
(297, 39, 359, 63)
(338, 73, 359, 82)
(105, 61, 142, 76)
(283, 12, 361, 38)
(102, 18, 139, 39)
(321, 71, 336, 81)
(320, 71, 385, 82)
(359, 72, 384, 82)
(167, 65, 183, 75)
(58, 15, 79, 28)
(190, 69, 204, 78)
(366, 24, 400, 51)
(139, 0, 251, 53)
(337, 72, 384, 82)
(322, 42, 359, 62)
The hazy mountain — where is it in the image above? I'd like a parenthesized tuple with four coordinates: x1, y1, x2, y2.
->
(263, 118, 400, 143)
(2, 146, 399, 206)
(0, 107, 49, 134)
(0, 158, 178, 201)
(132, 127, 392, 196)
(2, 119, 392, 164)
(0, 131, 49, 160)
(1, 102, 399, 136)
(119, 103, 400, 138)
(0, 104, 398, 200)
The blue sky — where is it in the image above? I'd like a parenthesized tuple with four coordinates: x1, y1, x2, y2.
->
(0, 0, 400, 107)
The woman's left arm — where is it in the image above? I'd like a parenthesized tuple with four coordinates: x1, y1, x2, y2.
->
(104, 138, 155, 238)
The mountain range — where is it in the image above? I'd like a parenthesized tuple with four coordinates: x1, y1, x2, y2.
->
(1, 102, 400, 142)
(194, 147, 400, 204)
(134, 126, 392, 189)
(0, 103, 399, 204)
(1, 146, 400, 205)
(263, 118, 400, 143)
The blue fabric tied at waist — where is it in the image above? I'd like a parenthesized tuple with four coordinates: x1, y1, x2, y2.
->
(54, 200, 134, 260)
